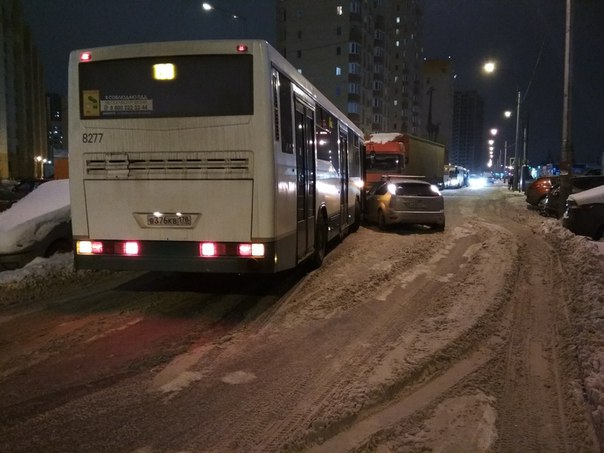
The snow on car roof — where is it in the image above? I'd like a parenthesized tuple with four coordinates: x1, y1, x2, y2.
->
(568, 183, 604, 206)
(0, 179, 70, 254)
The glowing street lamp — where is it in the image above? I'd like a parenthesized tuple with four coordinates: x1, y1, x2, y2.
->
(483, 62, 523, 191)
(202, 2, 248, 33)
(483, 61, 496, 74)
(35, 155, 48, 178)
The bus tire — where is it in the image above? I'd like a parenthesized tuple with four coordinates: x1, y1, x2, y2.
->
(312, 215, 328, 268)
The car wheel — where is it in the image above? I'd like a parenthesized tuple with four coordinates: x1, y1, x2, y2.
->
(45, 239, 72, 257)
(312, 215, 328, 268)
(592, 225, 604, 241)
(378, 210, 388, 230)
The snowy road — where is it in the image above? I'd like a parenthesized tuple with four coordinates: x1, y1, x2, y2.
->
(1, 184, 603, 452)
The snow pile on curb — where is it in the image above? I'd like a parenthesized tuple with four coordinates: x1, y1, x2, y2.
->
(539, 218, 604, 434)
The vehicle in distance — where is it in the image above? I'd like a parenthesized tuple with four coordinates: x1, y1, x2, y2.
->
(563, 184, 604, 240)
(0, 179, 72, 270)
(365, 177, 445, 231)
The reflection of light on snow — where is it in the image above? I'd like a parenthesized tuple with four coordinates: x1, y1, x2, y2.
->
(469, 177, 487, 189)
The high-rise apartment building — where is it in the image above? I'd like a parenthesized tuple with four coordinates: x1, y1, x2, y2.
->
(0, 0, 46, 180)
(276, 0, 423, 138)
(422, 59, 454, 162)
(451, 90, 484, 172)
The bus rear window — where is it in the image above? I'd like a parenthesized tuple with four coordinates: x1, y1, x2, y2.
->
(79, 54, 253, 119)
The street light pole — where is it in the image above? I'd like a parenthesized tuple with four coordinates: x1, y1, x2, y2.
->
(558, 0, 574, 217)
(513, 90, 521, 191)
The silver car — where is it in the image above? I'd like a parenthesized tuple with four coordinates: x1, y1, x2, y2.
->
(365, 177, 445, 230)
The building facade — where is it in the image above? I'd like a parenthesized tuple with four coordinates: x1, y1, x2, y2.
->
(276, 0, 424, 138)
(451, 90, 484, 172)
(422, 59, 454, 162)
(0, 0, 46, 180)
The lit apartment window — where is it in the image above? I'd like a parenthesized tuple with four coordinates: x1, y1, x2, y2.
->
(336, 66, 342, 76)
(396, 40, 400, 47)
(394, 100, 398, 106)
(337, 5, 343, 15)
(348, 102, 360, 114)
(396, 17, 401, 23)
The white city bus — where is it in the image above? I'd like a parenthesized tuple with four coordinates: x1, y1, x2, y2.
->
(68, 40, 364, 273)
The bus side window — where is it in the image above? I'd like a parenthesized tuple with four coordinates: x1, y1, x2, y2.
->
(278, 72, 294, 154)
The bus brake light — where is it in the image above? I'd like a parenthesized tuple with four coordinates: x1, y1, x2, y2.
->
(122, 241, 140, 256)
(80, 51, 92, 62)
(236, 44, 248, 53)
(200, 242, 217, 257)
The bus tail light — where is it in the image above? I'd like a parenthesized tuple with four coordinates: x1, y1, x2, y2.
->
(121, 241, 140, 256)
(79, 51, 92, 62)
(77, 240, 103, 255)
(238, 243, 265, 257)
(200, 242, 217, 257)
(236, 44, 248, 53)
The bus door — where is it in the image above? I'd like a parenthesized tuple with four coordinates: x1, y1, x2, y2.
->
(339, 126, 349, 230)
(294, 98, 316, 261)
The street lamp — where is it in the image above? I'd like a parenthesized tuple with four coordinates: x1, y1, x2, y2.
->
(201, 2, 248, 34)
(35, 156, 47, 179)
(483, 61, 522, 191)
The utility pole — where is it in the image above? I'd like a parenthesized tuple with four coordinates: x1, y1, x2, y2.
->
(513, 90, 521, 191)
(559, 0, 574, 217)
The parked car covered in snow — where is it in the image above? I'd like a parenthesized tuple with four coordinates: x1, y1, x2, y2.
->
(0, 179, 72, 270)
(563, 184, 604, 240)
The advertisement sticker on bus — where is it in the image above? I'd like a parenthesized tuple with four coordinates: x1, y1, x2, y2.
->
(82, 90, 100, 117)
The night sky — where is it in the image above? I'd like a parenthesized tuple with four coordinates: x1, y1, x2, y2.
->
(21, 0, 604, 166)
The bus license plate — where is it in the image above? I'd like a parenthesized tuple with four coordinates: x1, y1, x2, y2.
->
(146, 215, 192, 227)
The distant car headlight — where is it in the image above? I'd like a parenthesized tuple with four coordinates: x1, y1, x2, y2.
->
(388, 183, 397, 195)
